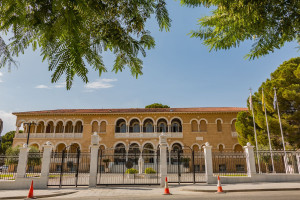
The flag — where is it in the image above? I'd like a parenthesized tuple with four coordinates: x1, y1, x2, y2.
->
(262, 89, 265, 111)
(249, 92, 253, 110)
(273, 90, 277, 111)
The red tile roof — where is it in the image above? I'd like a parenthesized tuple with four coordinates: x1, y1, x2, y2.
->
(13, 107, 248, 115)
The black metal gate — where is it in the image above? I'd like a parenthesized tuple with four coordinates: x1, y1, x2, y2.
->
(167, 150, 206, 184)
(47, 149, 90, 187)
(97, 148, 160, 185)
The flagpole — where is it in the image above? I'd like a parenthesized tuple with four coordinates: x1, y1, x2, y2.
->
(274, 88, 288, 173)
(249, 88, 261, 174)
(262, 88, 275, 173)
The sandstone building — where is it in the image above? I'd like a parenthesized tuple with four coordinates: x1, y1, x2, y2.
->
(12, 107, 247, 154)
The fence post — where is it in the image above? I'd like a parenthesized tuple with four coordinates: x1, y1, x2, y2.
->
(203, 142, 214, 184)
(159, 132, 168, 187)
(40, 142, 53, 187)
(244, 142, 256, 177)
(89, 133, 100, 187)
(16, 144, 30, 178)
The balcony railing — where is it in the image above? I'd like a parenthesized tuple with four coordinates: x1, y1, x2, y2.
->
(15, 133, 83, 139)
(115, 132, 183, 138)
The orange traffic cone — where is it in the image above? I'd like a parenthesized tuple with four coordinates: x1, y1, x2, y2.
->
(163, 177, 171, 195)
(27, 180, 34, 199)
(217, 176, 224, 193)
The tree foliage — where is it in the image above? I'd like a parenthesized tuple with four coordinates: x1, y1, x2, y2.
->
(145, 103, 170, 108)
(0, 130, 22, 154)
(0, 0, 171, 89)
(180, 0, 300, 59)
(236, 57, 300, 149)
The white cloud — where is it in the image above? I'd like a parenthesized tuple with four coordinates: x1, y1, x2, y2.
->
(35, 84, 50, 89)
(101, 78, 117, 82)
(85, 79, 117, 90)
(0, 111, 16, 135)
(54, 82, 66, 88)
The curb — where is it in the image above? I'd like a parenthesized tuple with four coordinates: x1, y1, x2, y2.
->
(182, 188, 300, 193)
(0, 191, 77, 199)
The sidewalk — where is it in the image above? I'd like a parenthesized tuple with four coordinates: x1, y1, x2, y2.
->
(1, 182, 300, 199)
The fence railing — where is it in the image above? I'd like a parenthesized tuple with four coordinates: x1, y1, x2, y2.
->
(0, 154, 19, 181)
(255, 150, 299, 174)
(25, 152, 43, 178)
(212, 152, 247, 176)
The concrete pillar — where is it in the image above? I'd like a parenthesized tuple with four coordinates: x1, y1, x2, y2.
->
(138, 156, 144, 174)
(16, 144, 30, 178)
(89, 133, 100, 187)
(159, 132, 167, 187)
(203, 142, 214, 184)
(244, 142, 256, 177)
(40, 142, 53, 187)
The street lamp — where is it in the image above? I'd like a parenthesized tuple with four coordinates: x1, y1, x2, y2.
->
(24, 122, 37, 146)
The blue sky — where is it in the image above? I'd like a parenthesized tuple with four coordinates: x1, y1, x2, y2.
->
(0, 1, 299, 134)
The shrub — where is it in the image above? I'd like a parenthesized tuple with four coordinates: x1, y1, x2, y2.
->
(145, 167, 156, 174)
(126, 168, 138, 174)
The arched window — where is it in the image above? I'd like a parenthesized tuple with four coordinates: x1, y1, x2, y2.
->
(74, 121, 83, 133)
(143, 119, 154, 133)
(55, 121, 64, 133)
(191, 120, 198, 132)
(100, 121, 106, 133)
(157, 118, 168, 133)
(56, 143, 66, 152)
(69, 143, 80, 153)
(217, 119, 222, 132)
(114, 143, 126, 164)
(172, 143, 182, 152)
(29, 143, 40, 150)
(36, 121, 45, 133)
(234, 144, 243, 152)
(192, 145, 200, 152)
(171, 118, 182, 132)
(143, 143, 154, 163)
(231, 119, 236, 132)
(129, 119, 140, 133)
(46, 121, 54, 133)
(200, 120, 207, 132)
(65, 121, 73, 133)
(115, 119, 127, 133)
(92, 121, 99, 133)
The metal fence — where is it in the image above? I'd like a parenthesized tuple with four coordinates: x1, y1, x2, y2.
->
(25, 152, 43, 178)
(97, 149, 160, 185)
(255, 150, 300, 174)
(47, 151, 90, 187)
(212, 152, 247, 176)
(0, 154, 19, 180)
(167, 151, 206, 183)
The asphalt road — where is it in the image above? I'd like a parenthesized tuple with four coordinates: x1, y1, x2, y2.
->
(38, 191, 300, 200)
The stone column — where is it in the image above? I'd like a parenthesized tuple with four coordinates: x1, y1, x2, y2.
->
(40, 142, 53, 187)
(89, 133, 100, 187)
(244, 142, 256, 177)
(159, 132, 168, 187)
(203, 142, 214, 184)
(16, 144, 30, 178)
(138, 156, 144, 174)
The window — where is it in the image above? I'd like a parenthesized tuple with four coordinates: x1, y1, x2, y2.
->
(129, 119, 140, 133)
(236, 164, 245, 172)
(234, 144, 243, 152)
(120, 123, 126, 133)
(55, 121, 64, 133)
(191, 120, 198, 132)
(74, 121, 83, 133)
(143, 119, 154, 132)
(100, 121, 106, 132)
(217, 119, 222, 132)
(46, 121, 54, 133)
(157, 118, 168, 132)
(200, 120, 207, 132)
(115, 119, 127, 133)
(36, 121, 45, 133)
(133, 123, 140, 132)
(171, 118, 182, 132)
(218, 144, 224, 152)
(65, 121, 73, 133)
(219, 164, 226, 173)
(231, 119, 236, 132)
(92, 121, 98, 133)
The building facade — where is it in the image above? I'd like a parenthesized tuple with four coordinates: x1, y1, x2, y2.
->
(12, 107, 247, 153)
